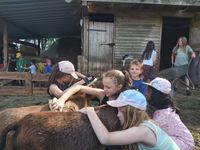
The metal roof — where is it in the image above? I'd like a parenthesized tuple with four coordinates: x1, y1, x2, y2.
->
(0, 0, 82, 39)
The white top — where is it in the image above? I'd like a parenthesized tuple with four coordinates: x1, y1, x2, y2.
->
(142, 50, 157, 66)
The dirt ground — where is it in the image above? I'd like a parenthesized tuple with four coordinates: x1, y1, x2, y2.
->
(0, 89, 200, 149)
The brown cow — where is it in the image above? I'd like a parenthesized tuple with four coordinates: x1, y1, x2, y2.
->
(0, 105, 121, 150)
(0, 92, 89, 150)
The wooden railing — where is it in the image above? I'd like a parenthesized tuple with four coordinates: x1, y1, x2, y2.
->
(0, 72, 49, 96)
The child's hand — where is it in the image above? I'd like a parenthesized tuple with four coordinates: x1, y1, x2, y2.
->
(51, 97, 65, 112)
(79, 107, 94, 114)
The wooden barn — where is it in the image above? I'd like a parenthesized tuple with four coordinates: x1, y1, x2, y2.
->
(1, 0, 200, 95)
(80, 0, 200, 76)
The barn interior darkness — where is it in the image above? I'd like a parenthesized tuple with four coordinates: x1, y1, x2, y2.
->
(160, 17, 190, 70)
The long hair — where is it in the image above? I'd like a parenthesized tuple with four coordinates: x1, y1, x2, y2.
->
(121, 106, 149, 150)
(141, 41, 155, 60)
(148, 87, 180, 115)
(47, 64, 69, 94)
(179, 36, 188, 52)
(103, 69, 132, 94)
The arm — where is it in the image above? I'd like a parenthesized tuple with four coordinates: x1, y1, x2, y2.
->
(152, 51, 157, 66)
(49, 84, 64, 98)
(75, 71, 86, 79)
(52, 85, 105, 111)
(171, 53, 175, 66)
(79, 107, 155, 146)
(188, 45, 196, 59)
(191, 51, 196, 59)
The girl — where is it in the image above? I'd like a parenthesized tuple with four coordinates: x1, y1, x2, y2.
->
(171, 36, 196, 95)
(48, 60, 96, 99)
(51, 69, 132, 112)
(146, 77, 195, 150)
(79, 89, 180, 150)
(141, 41, 157, 82)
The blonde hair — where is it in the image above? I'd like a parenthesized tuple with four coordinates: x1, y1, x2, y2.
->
(129, 59, 143, 70)
(121, 105, 149, 150)
(102, 69, 132, 92)
(179, 36, 188, 51)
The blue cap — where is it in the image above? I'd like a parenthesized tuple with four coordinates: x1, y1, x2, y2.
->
(107, 90, 147, 111)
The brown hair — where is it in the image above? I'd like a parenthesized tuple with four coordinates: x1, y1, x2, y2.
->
(121, 106, 150, 150)
(47, 64, 69, 94)
(102, 69, 132, 93)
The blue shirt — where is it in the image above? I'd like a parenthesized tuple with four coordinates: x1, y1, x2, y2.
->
(173, 45, 193, 66)
(132, 79, 146, 95)
(44, 65, 52, 74)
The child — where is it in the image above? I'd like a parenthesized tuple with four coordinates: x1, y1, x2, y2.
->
(47, 60, 97, 99)
(128, 59, 146, 95)
(15, 52, 26, 72)
(145, 77, 195, 150)
(79, 90, 180, 150)
(24, 59, 37, 74)
(141, 41, 157, 82)
(44, 58, 53, 74)
(51, 69, 132, 112)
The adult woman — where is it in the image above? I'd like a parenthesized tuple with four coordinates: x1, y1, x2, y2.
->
(146, 77, 195, 150)
(79, 90, 180, 150)
(51, 69, 132, 112)
(171, 36, 196, 95)
(141, 41, 157, 82)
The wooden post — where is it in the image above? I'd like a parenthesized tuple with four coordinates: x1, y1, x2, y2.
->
(25, 72, 32, 96)
(37, 39, 40, 56)
(3, 25, 8, 70)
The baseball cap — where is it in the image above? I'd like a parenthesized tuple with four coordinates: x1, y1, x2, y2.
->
(107, 90, 147, 111)
(58, 61, 78, 79)
(145, 77, 171, 94)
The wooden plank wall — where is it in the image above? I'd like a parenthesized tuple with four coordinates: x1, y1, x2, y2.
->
(0, 72, 49, 96)
(114, 10, 161, 70)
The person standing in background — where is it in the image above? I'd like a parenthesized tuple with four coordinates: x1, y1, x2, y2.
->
(171, 36, 196, 95)
(141, 41, 157, 82)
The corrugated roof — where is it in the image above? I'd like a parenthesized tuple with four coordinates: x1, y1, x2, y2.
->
(0, 0, 82, 39)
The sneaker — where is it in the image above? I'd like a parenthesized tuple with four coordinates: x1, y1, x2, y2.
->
(84, 76, 98, 86)
(186, 89, 191, 96)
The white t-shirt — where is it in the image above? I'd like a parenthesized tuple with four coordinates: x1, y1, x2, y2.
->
(142, 50, 157, 66)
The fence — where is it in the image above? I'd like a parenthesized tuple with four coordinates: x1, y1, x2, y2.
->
(0, 72, 49, 96)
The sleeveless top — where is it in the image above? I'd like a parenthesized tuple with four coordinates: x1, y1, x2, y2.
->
(49, 80, 70, 99)
(143, 50, 157, 66)
(137, 121, 180, 150)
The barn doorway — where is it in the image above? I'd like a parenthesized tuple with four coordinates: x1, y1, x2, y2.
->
(160, 17, 190, 70)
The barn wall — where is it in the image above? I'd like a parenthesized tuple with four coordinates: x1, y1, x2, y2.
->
(114, 10, 161, 69)
(81, 5, 200, 75)
(190, 13, 200, 51)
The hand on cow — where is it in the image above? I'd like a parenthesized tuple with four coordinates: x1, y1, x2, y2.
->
(51, 97, 65, 112)
(79, 107, 95, 114)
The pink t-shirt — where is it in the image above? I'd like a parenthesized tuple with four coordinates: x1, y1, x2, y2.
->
(153, 108, 195, 150)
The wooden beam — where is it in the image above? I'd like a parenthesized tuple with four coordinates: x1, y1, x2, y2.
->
(3, 25, 8, 70)
(82, 0, 200, 6)
(10, 39, 39, 49)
